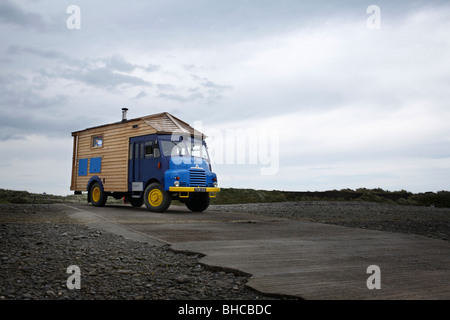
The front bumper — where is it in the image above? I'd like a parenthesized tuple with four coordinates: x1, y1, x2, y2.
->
(169, 187, 220, 198)
(169, 187, 220, 193)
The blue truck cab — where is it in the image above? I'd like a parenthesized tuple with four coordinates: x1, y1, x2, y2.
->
(128, 133, 220, 212)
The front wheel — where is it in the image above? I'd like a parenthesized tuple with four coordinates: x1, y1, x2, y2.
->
(185, 193, 210, 212)
(144, 183, 172, 212)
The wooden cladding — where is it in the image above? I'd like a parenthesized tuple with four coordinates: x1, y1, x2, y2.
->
(71, 119, 157, 192)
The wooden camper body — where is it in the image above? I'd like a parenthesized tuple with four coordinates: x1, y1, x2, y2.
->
(70, 112, 200, 193)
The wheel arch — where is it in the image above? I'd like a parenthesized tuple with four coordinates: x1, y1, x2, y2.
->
(144, 178, 162, 190)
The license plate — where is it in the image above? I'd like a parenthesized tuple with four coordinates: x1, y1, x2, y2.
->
(194, 187, 206, 192)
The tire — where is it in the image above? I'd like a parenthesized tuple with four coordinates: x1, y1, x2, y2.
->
(129, 197, 144, 208)
(144, 183, 172, 212)
(185, 193, 210, 212)
(90, 182, 107, 207)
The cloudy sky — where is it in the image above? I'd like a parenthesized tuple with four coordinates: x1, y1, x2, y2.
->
(1, 0, 449, 195)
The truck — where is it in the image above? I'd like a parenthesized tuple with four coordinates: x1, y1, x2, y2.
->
(70, 109, 220, 212)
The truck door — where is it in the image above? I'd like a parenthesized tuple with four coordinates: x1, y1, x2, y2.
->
(129, 135, 162, 194)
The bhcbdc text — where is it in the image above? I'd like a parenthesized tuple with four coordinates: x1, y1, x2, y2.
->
(223, 304, 271, 315)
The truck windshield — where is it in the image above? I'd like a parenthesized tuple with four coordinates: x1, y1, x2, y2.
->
(160, 140, 189, 157)
(191, 141, 209, 162)
(160, 139, 210, 162)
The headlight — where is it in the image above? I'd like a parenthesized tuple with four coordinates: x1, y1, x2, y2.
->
(213, 182, 218, 188)
(174, 180, 180, 187)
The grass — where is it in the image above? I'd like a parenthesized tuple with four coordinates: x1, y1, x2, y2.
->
(1, 188, 449, 208)
(210, 187, 450, 208)
(0, 189, 86, 204)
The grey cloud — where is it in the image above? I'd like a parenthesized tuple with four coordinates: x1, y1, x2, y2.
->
(103, 55, 137, 72)
(106, 0, 438, 50)
(157, 93, 190, 103)
(191, 75, 232, 95)
(156, 83, 177, 91)
(0, 114, 94, 141)
(101, 55, 160, 73)
(134, 91, 148, 99)
(151, 76, 232, 104)
(0, 72, 67, 110)
(0, 80, 97, 140)
(156, 81, 231, 104)
(158, 92, 205, 103)
(5, 46, 153, 91)
(5, 44, 84, 67)
(0, 0, 46, 30)
(60, 67, 151, 90)
(200, 80, 232, 91)
(183, 64, 196, 71)
(191, 75, 231, 88)
(0, 81, 70, 140)
(144, 64, 160, 72)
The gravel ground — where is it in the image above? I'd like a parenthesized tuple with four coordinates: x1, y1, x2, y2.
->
(0, 204, 270, 300)
(1, 201, 449, 300)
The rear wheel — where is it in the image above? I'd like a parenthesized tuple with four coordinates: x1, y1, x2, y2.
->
(185, 193, 210, 212)
(144, 183, 171, 212)
(90, 182, 107, 207)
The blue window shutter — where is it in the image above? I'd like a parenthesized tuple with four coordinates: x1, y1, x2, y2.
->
(89, 157, 102, 173)
(78, 159, 88, 176)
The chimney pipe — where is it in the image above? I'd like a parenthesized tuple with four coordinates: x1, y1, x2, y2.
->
(122, 108, 128, 122)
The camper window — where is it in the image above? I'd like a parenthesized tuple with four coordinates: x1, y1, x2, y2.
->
(92, 135, 103, 148)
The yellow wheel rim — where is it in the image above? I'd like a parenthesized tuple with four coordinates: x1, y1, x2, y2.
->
(148, 189, 163, 207)
(92, 187, 101, 203)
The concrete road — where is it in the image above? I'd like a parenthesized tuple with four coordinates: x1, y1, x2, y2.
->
(63, 203, 450, 300)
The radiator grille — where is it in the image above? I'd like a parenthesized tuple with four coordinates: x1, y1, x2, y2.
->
(189, 169, 206, 186)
